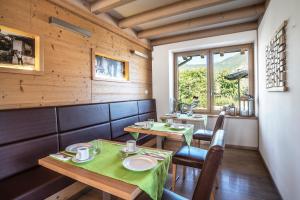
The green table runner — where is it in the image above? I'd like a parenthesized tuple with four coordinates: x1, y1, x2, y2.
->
(133, 122, 193, 146)
(152, 123, 193, 146)
(65, 141, 172, 200)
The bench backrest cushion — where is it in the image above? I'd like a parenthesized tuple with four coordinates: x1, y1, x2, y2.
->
(109, 101, 138, 121)
(0, 108, 57, 145)
(111, 116, 139, 139)
(59, 123, 111, 150)
(138, 99, 156, 114)
(57, 104, 109, 132)
(0, 135, 58, 180)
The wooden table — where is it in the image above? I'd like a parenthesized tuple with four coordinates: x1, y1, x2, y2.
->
(160, 114, 206, 131)
(39, 155, 141, 200)
(160, 114, 206, 123)
(124, 124, 189, 148)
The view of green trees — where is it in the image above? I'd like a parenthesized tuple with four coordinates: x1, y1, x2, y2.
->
(178, 53, 248, 110)
(178, 68, 208, 108)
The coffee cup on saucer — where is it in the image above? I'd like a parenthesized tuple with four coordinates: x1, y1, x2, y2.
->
(126, 140, 136, 153)
(75, 147, 90, 161)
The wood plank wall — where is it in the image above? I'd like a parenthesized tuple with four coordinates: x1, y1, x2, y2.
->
(0, 0, 152, 109)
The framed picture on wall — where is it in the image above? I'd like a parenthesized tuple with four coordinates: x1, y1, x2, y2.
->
(92, 49, 129, 82)
(0, 25, 43, 74)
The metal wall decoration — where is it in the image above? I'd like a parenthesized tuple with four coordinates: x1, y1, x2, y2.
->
(265, 20, 288, 92)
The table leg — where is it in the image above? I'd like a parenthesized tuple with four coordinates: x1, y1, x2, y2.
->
(156, 136, 163, 149)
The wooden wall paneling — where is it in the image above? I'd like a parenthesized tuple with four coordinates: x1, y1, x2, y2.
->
(0, 0, 152, 109)
(92, 81, 152, 103)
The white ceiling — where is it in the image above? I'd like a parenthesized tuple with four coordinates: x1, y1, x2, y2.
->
(107, 0, 264, 31)
(148, 16, 259, 40)
(80, 0, 266, 42)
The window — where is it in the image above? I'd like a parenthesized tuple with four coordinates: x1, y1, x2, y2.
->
(174, 44, 254, 114)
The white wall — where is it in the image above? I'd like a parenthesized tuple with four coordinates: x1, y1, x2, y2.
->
(152, 30, 259, 148)
(258, 0, 300, 199)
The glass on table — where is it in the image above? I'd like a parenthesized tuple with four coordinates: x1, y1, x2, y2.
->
(91, 139, 102, 155)
(203, 115, 208, 131)
(148, 118, 155, 127)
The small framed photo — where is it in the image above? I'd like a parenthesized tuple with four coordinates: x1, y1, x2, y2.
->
(92, 49, 129, 82)
(0, 25, 43, 75)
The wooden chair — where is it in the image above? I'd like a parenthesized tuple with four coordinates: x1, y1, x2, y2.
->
(136, 130, 225, 200)
(172, 129, 225, 190)
(193, 111, 225, 146)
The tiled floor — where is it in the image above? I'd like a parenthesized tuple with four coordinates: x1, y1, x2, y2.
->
(75, 145, 282, 200)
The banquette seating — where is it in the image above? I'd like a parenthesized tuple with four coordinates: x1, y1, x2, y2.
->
(0, 99, 156, 200)
(111, 100, 156, 145)
(0, 107, 74, 200)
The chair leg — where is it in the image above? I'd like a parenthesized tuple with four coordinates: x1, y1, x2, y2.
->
(215, 170, 220, 190)
(210, 190, 215, 200)
(182, 166, 186, 180)
(172, 164, 177, 191)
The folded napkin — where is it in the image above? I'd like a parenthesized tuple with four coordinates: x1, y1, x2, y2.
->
(50, 153, 71, 161)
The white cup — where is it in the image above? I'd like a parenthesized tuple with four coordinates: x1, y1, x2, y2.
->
(76, 147, 89, 161)
(166, 118, 173, 126)
(126, 140, 136, 152)
(144, 121, 152, 129)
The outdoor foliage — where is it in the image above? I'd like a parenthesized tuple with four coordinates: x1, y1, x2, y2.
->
(178, 68, 208, 108)
(178, 68, 248, 109)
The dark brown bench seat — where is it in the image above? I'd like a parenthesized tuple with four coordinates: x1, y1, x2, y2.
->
(0, 167, 73, 200)
(0, 108, 75, 200)
(0, 99, 157, 199)
(110, 100, 157, 145)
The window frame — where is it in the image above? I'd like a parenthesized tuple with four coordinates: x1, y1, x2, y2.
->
(174, 43, 254, 114)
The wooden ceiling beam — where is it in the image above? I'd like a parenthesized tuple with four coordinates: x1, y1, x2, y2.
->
(118, 0, 233, 28)
(151, 22, 258, 46)
(47, 0, 151, 50)
(138, 4, 265, 39)
(91, 0, 136, 14)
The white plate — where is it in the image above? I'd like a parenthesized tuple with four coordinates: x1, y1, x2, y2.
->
(123, 155, 158, 171)
(165, 113, 175, 116)
(170, 124, 186, 130)
(71, 155, 94, 163)
(121, 147, 140, 154)
(65, 143, 92, 154)
(134, 122, 147, 126)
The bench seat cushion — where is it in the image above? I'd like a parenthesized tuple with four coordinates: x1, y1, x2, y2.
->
(0, 167, 74, 200)
(113, 134, 155, 146)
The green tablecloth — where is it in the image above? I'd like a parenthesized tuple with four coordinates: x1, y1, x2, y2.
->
(66, 141, 172, 200)
(152, 123, 193, 146)
(131, 122, 193, 146)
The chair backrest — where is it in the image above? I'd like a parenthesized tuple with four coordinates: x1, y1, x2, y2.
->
(212, 111, 225, 134)
(192, 130, 225, 200)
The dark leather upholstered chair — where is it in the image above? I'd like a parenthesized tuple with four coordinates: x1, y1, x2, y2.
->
(136, 130, 225, 200)
(193, 111, 225, 145)
(172, 129, 225, 190)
